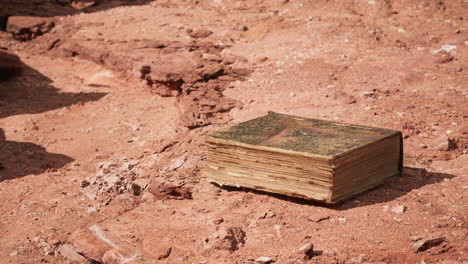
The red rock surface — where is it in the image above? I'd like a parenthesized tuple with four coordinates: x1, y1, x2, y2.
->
(6, 16, 55, 41)
(0, 0, 466, 263)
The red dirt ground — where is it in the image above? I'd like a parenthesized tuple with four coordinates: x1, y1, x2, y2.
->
(0, 1, 467, 264)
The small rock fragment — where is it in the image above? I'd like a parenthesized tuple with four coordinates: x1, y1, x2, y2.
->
(140, 192, 155, 202)
(6, 16, 55, 41)
(255, 56, 268, 63)
(157, 247, 172, 260)
(149, 183, 192, 200)
(58, 244, 87, 262)
(48, 239, 60, 246)
(71, 0, 97, 10)
(122, 160, 139, 170)
(102, 249, 141, 264)
(432, 136, 458, 151)
(307, 215, 330, 223)
(130, 183, 142, 196)
(411, 237, 445, 253)
(298, 242, 314, 258)
(350, 254, 369, 263)
(209, 217, 224, 225)
(238, 25, 249, 31)
(256, 256, 273, 263)
(204, 227, 246, 251)
(229, 67, 252, 77)
(433, 50, 454, 64)
(391, 205, 407, 214)
(202, 53, 222, 62)
(187, 29, 213, 38)
(164, 156, 186, 171)
(69, 227, 114, 261)
(80, 180, 90, 188)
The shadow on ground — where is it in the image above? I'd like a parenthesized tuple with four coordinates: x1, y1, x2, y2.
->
(0, 52, 106, 118)
(0, 0, 155, 18)
(0, 128, 74, 182)
(217, 166, 457, 210)
(0, 51, 103, 181)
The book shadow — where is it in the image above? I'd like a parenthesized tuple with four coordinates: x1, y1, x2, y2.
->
(214, 166, 456, 210)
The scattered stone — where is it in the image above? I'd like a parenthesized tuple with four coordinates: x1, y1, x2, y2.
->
(412, 237, 445, 253)
(298, 242, 314, 258)
(350, 254, 370, 263)
(274, 224, 283, 238)
(238, 25, 249, 31)
(434, 45, 456, 53)
(80, 180, 90, 188)
(256, 256, 273, 263)
(156, 246, 172, 260)
(229, 67, 252, 77)
(433, 50, 454, 64)
(209, 217, 224, 225)
(360, 91, 376, 97)
(71, 0, 97, 10)
(255, 56, 268, 63)
(153, 138, 178, 154)
(130, 183, 142, 196)
(149, 182, 192, 200)
(197, 63, 224, 80)
(58, 244, 87, 262)
(434, 137, 459, 151)
(307, 215, 330, 223)
(249, 210, 272, 227)
(140, 192, 155, 202)
(131, 178, 150, 196)
(187, 29, 213, 38)
(48, 239, 60, 246)
(202, 53, 222, 62)
(164, 156, 186, 171)
(410, 236, 421, 242)
(391, 205, 407, 214)
(6, 16, 55, 41)
(122, 160, 139, 170)
(84, 158, 155, 204)
(70, 227, 114, 262)
(265, 210, 275, 218)
(204, 227, 246, 251)
(102, 249, 141, 264)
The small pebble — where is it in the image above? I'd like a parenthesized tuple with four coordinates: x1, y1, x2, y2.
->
(256, 256, 273, 263)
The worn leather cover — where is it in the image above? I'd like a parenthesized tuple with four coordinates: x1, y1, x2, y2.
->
(208, 112, 400, 157)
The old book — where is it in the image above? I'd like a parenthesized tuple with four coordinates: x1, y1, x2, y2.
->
(204, 112, 403, 204)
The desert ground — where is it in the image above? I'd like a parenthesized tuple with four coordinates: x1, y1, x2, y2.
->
(0, 0, 467, 263)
